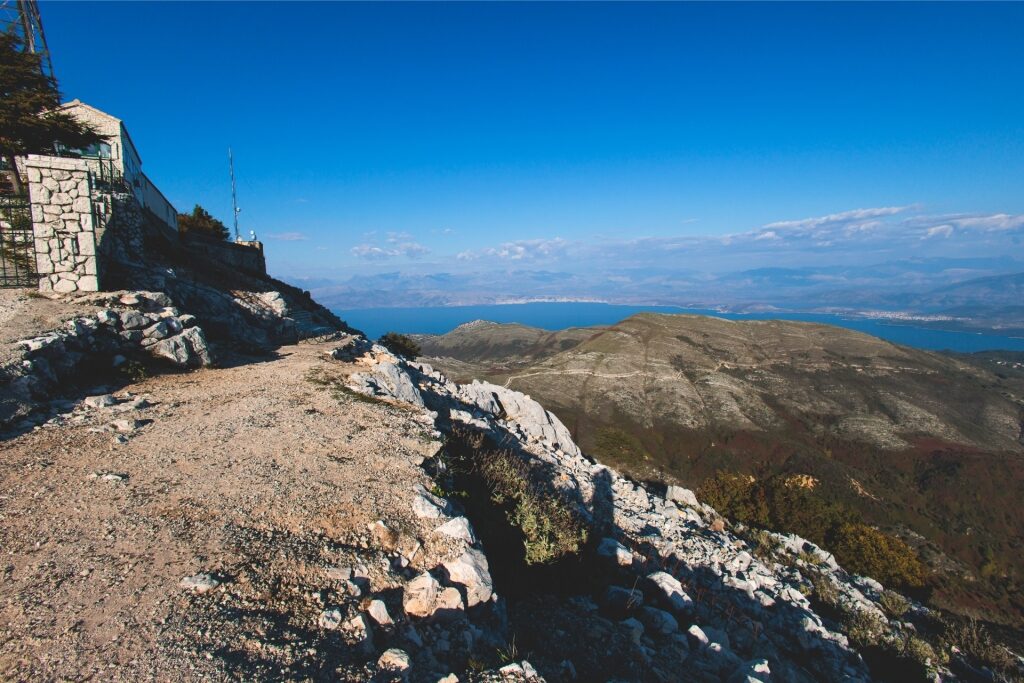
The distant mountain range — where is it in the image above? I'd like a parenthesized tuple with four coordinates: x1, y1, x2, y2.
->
(296, 258, 1024, 333)
(416, 313, 1024, 625)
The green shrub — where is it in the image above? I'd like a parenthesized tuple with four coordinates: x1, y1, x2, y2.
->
(878, 590, 911, 620)
(830, 523, 925, 589)
(479, 449, 589, 565)
(440, 428, 589, 568)
(902, 635, 939, 668)
(117, 359, 150, 382)
(698, 470, 926, 590)
(378, 332, 421, 360)
(844, 608, 888, 649)
(591, 426, 649, 467)
(940, 617, 1018, 676)
(747, 528, 782, 563)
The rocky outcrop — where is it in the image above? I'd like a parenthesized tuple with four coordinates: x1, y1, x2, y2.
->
(339, 344, 958, 683)
(110, 263, 346, 350)
(0, 290, 211, 431)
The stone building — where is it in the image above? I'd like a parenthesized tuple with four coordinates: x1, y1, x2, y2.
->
(54, 100, 178, 231)
(0, 101, 265, 294)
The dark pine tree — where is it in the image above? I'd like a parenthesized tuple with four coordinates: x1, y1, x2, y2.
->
(0, 31, 103, 195)
(177, 204, 230, 240)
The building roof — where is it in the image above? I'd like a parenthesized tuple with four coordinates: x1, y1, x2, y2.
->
(59, 99, 143, 165)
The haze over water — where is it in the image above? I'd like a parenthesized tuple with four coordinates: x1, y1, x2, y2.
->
(337, 302, 1024, 353)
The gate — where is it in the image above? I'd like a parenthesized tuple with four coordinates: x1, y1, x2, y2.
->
(0, 194, 37, 288)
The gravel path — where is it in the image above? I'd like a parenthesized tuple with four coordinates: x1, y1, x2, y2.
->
(0, 342, 450, 681)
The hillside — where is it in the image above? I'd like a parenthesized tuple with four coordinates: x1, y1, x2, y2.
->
(5, 280, 1024, 680)
(418, 314, 1024, 626)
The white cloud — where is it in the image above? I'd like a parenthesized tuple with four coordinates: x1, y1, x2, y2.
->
(924, 225, 954, 239)
(386, 231, 415, 244)
(477, 239, 573, 264)
(947, 213, 1024, 232)
(267, 231, 308, 241)
(763, 206, 912, 232)
(351, 240, 430, 260)
(400, 207, 1023, 275)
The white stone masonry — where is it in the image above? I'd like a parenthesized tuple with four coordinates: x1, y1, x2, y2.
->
(24, 156, 101, 293)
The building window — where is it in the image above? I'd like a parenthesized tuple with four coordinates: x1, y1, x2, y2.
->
(55, 141, 112, 159)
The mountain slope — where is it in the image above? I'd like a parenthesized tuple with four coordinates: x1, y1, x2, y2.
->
(419, 314, 1024, 625)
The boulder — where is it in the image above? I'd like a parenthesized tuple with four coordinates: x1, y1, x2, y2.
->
(180, 327, 212, 366)
(179, 573, 220, 593)
(435, 586, 464, 615)
(120, 310, 150, 330)
(150, 334, 192, 366)
(83, 394, 116, 409)
(367, 361, 424, 406)
(638, 606, 679, 635)
(620, 617, 645, 645)
(96, 309, 119, 326)
(687, 624, 710, 651)
(434, 516, 476, 544)
(142, 320, 170, 340)
(644, 571, 694, 615)
(318, 608, 343, 630)
(403, 572, 441, 618)
(597, 537, 633, 567)
(377, 648, 411, 674)
(412, 485, 451, 519)
(367, 599, 393, 626)
(728, 659, 771, 683)
(442, 548, 493, 607)
(665, 485, 700, 508)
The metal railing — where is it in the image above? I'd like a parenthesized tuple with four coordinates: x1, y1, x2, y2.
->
(0, 193, 37, 287)
(88, 156, 128, 193)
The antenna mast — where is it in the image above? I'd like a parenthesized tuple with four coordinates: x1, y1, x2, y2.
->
(228, 147, 240, 242)
(0, 0, 55, 79)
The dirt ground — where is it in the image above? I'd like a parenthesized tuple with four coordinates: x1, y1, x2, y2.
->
(0, 289, 89, 368)
(0, 341, 456, 681)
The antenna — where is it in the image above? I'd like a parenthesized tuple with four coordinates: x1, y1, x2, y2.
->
(228, 147, 240, 242)
(0, 0, 55, 79)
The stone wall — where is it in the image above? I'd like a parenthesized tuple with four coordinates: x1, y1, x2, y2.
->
(24, 156, 101, 293)
(182, 233, 267, 276)
(19, 145, 264, 294)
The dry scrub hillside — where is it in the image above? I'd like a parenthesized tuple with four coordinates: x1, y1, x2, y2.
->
(418, 314, 1024, 627)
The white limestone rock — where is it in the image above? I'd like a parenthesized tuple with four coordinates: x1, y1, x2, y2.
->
(597, 537, 633, 567)
(665, 485, 700, 508)
(442, 548, 493, 607)
(318, 608, 343, 630)
(378, 648, 411, 674)
(179, 573, 220, 593)
(403, 572, 441, 618)
(434, 516, 476, 544)
(83, 394, 116, 409)
(412, 485, 451, 519)
(367, 599, 393, 626)
(644, 571, 694, 615)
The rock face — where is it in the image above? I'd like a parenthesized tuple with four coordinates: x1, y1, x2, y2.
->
(334, 341, 967, 683)
(1, 291, 213, 430)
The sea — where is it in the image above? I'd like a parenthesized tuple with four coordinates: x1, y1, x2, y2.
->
(334, 302, 1024, 354)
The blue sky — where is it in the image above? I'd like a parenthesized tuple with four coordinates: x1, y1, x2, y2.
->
(43, 2, 1024, 287)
